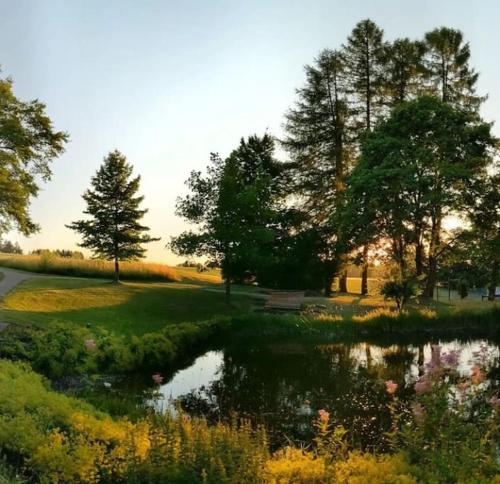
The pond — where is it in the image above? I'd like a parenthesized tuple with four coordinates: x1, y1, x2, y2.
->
(104, 337, 500, 451)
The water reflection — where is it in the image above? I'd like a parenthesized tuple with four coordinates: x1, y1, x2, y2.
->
(147, 339, 499, 450)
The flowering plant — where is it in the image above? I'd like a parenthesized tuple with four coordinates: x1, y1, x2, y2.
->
(388, 344, 500, 482)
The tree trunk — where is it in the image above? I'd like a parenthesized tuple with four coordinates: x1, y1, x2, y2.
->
(339, 270, 348, 293)
(424, 211, 442, 298)
(488, 262, 499, 301)
(324, 271, 335, 297)
(415, 241, 424, 277)
(361, 245, 369, 295)
(225, 277, 231, 304)
(114, 258, 120, 283)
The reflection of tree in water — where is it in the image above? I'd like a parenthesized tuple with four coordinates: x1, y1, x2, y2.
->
(177, 342, 417, 451)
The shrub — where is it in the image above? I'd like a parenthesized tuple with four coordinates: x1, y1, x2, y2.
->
(0, 359, 498, 482)
(389, 344, 500, 482)
(380, 278, 418, 311)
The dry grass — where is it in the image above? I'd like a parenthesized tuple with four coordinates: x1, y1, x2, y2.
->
(0, 253, 179, 282)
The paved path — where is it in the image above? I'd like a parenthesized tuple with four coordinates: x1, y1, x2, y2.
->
(0, 268, 43, 331)
(0, 267, 41, 298)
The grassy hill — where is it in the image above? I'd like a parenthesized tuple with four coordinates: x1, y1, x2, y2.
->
(0, 276, 249, 336)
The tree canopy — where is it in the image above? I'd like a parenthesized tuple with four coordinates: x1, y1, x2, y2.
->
(0, 74, 68, 235)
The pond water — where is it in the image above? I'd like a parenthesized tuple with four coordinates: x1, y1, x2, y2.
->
(108, 337, 500, 451)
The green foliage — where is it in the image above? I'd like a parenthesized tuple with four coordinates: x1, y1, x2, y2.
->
(0, 75, 68, 236)
(0, 239, 22, 255)
(0, 316, 231, 378)
(171, 134, 286, 294)
(346, 96, 497, 296)
(67, 150, 159, 282)
(394, 345, 500, 482)
(380, 279, 418, 310)
(424, 27, 483, 109)
(0, 359, 269, 483)
(343, 18, 386, 131)
(31, 248, 84, 259)
(0, 357, 497, 483)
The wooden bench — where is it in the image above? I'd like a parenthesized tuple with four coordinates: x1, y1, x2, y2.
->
(482, 287, 500, 301)
(264, 291, 305, 312)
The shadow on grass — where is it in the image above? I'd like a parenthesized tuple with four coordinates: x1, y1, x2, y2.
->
(0, 278, 252, 336)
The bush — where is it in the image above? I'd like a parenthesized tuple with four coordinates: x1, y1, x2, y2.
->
(0, 318, 231, 378)
(380, 278, 418, 311)
(0, 357, 498, 482)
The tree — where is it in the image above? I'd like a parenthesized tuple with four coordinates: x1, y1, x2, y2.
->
(383, 38, 427, 106)
(283, 49, 352, 294)
(67, 150, 159, 282)
(343, 19, 386, 295)
(343, 19, 386, 131)
(0, 238, 22, 254)
(459, 173, 500, 299)
(424, 27, 483, 110)
(171, 135, 282, 300)
(346, 96, 496, 297)
(0, 74, 67, 235)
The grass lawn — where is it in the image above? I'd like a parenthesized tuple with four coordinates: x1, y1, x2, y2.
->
(0, 272, 495, 338)
(0, 277, 251, 336)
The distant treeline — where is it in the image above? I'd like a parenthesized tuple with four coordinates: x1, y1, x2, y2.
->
(31, 249, 85, 259)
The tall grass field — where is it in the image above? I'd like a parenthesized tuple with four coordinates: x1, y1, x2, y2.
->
(0, 253, 179, 282)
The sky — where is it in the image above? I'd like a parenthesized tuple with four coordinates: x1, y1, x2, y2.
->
(0, 0, 499, 264)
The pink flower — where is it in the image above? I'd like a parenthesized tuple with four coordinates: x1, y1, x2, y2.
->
(457, 382, 469, 393)
(84, 339, 96, 351)
(411, 402, 425, 424)
(415, 377, 432, 395)
(318, 409, 330, 423)
(385, 380, 398, 395)
(152, 373, 164, 385)
(441, 350, 460, 368)
(471, 365, 485, 385)
(489, 396, 500, 410)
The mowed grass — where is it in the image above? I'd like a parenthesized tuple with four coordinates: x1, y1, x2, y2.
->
(0, 277, 250, 336)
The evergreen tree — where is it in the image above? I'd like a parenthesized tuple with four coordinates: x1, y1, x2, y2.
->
(383, 38, 427, 105)
(67, 150, 159, 282)
(343, 19, 386, 295)
(0, 74, 67, 236)
(283, 49, 351, 294)
(424, 27, 483, 110)
(343, 19, 386, 132)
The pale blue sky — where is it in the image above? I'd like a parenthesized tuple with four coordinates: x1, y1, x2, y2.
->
(1, 0, 498, 263)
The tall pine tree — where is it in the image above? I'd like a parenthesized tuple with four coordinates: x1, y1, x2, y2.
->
(424, 27, 483, 111)
(343, 19, 386, 295)
(283, 49, 352, 294)
(383, 38, 427, 106)
(68, 150, 159, 282)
